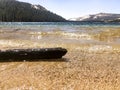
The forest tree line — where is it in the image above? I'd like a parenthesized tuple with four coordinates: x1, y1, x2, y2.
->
(0, 0, 66, 22)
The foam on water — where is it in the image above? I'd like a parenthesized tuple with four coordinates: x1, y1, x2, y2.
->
(88, 45, 113, 52)
(61, 32, 92, 40)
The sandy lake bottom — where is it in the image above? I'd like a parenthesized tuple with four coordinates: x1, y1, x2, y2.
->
(0, 25, 120, 90)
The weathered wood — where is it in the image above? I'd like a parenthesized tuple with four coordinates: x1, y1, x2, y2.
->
(0, 47, 67, 60)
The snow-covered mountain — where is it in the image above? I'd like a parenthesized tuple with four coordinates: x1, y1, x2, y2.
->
(69, 13, 120, 22)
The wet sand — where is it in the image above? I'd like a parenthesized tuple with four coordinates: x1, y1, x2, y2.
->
(0, 49, 120, 90)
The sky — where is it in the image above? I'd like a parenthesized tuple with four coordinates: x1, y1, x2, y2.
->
(18, 0, 120, 19)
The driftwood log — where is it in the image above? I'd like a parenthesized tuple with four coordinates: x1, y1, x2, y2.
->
(0, 47, 67, 60)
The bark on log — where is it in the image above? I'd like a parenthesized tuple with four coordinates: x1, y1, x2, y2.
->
(0, 47, 67, 60)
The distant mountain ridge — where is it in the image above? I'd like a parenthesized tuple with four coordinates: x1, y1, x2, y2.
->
(0, 0, 66, 22)
(69, 13, 120, 22)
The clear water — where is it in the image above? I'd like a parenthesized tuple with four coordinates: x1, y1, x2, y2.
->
(0, 22, 120, 52)
(0, 22, 120, 90)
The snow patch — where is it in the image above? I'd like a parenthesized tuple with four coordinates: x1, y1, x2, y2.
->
(31, 5, 40, 10)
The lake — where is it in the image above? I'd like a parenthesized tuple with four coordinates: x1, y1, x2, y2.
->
(0, 22, 120, 53)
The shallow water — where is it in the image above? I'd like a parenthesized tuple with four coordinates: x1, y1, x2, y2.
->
(0, 22, 120, 89)
(0, 22, 120, 53)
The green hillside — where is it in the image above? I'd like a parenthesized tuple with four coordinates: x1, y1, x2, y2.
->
(0, 0, 66, 22)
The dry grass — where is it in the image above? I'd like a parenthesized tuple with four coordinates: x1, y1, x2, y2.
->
(0, 50, 120, 90)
